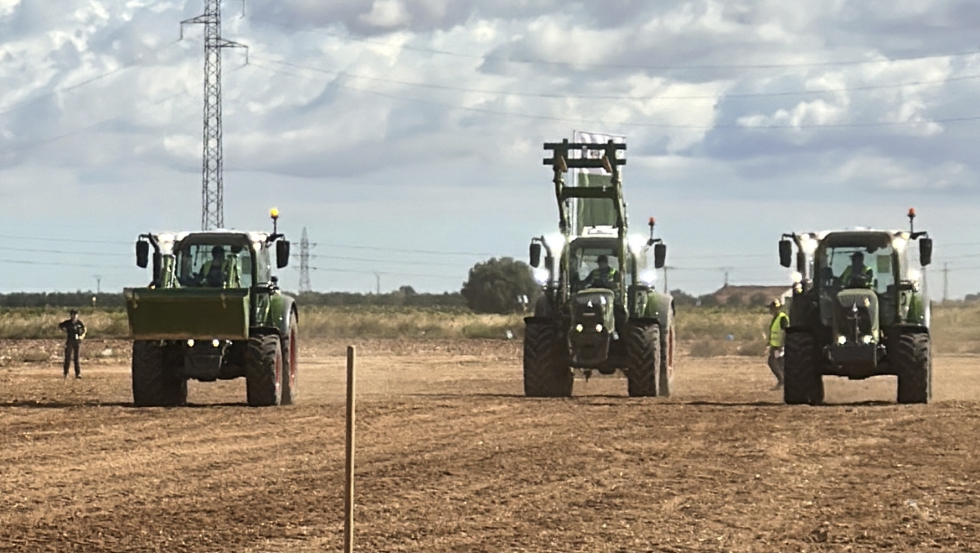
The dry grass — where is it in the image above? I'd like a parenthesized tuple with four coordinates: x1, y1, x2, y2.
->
(0, 304, 975, 355)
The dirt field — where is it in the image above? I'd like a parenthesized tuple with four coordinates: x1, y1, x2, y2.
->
(3, 339, 980, 552)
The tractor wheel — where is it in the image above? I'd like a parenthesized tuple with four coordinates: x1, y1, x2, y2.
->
(896, 332, 930, 404)
(246, 335, 283, 407)
(783, 332, 824, 405)
(280, 312, 299, 405)
(523, 321, 573, 397)
(132, 341, 187, 407)
(658, 317, 675, 398)
(627, 323, 661, 398)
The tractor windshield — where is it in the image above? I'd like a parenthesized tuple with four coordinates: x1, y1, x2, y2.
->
(820, 245, 896, 295)
(570, 247, 620, 292)
(176, 242, 253, 289)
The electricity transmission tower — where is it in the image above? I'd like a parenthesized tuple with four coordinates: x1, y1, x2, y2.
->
(299, 227, 312, 293)
(181, 0, 248, 230)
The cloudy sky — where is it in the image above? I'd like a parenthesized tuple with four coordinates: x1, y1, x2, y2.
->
(2, 0, 980, 297)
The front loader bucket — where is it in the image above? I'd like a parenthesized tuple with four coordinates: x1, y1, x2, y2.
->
(124, 287, 250, 341)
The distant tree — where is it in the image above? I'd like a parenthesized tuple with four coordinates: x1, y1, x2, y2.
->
(748, 293, 770, 308)
(670, 289, 698, 307)
(697, 293, 719, 307)
(461, 257, 539, 314)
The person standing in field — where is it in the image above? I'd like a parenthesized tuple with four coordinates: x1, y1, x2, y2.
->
(58, 309, 86, 379)
(767, 300, 789, 390)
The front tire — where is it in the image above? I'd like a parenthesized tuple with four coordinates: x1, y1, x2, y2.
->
(246, 335, 283, 407)
(627, 324, 661, 398)
(896, 332, 930, 404)
(132, 341, 187, 407)
(783, 331, 824, 405)
(523, 321, 573, 397)
(281, 312, 299, 405)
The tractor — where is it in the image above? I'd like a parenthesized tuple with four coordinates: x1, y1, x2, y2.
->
(778, 209, 934, 405)
(523, 139, 675, 397)
(124, 209, 299, 407)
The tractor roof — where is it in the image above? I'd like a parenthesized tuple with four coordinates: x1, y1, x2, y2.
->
(150, 230, 271, 254)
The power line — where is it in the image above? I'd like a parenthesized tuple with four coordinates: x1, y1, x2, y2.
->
(0, 41, 183, 119)
(0, 246, 130, 257)
(0, 258, 132, 270)
(247, 61, 980, 130)
(251, 55, 980, 102)
(0, 234, 131, 245)
(308, 265, 460, 281)
(249, 18, 980, 71)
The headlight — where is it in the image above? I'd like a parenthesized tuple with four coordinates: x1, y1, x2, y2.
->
(212, 339, 221, 348)
(533, 268, 550, 285)
(862, 335, 873, 344)
(595, 324, 603, 333)
(638, 269, 657, 286)
(837, 335, 847, 345)
(575, 324, 584, 333)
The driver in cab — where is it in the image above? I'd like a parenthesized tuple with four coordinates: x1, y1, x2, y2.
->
(586, 254, 618, 290)
(840, 251, 874, 289)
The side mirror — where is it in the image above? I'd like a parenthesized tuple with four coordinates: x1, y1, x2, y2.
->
(779, 239, 793, 268)
(136, 241, 149, 268)
(530, 243, 542, 268)
(654, 243, 667, 269)
(919, 238, 933, 267)
(276, 240, 291, 269)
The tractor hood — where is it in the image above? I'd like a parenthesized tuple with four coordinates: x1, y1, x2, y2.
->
(834, 288, 880, 344)
(567, 289, 616, 367)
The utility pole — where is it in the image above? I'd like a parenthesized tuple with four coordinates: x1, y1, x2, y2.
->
(374, 272, 381, 295)
(943, 262, 949, 302)
(93, 275, 102, 295)
(722, 267, 732, 287)
(662, 266, 670, 294)
(299, 227, 312, 293)
(181, 0, 248, 230)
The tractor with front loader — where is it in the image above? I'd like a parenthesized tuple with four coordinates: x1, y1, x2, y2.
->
(778, 209, 934, 405)
(124, 209, 299, 407)
(524, 139, 675, 397)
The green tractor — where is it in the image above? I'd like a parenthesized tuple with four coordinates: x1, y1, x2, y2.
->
(524, 139, 675, 398)
(778, 209, 934, 405)
(124, 209, 299, 407)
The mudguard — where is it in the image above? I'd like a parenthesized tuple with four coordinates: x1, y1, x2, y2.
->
(641, 290, 674, 331)
(264, 292, 298, 338)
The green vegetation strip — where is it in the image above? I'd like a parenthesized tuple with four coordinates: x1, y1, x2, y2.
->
(0, 304, 973, 355)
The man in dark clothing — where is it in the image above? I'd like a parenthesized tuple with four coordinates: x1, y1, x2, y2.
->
(58, 310, 86, 379)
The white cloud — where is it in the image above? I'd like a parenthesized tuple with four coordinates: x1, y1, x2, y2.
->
(360, 0, 410, 29)
(3, 0, 980, 295)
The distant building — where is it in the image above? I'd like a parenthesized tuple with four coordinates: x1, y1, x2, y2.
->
(708, 284, 793, 307)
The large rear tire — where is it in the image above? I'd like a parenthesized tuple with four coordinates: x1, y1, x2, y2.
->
(627, 324, 661, 398)
(783, 332, 824, 405)
(132, 341, 187, 407)
(523, 321, 573, 397)
(896, 331, 930, 404)
(658, 318, 675, 398)
(280, 312, 299, 405)
(246, 335, 283, 407)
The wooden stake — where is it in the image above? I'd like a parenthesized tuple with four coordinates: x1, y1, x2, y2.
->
(344, 346, 356, 553)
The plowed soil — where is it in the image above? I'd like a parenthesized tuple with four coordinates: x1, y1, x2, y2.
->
(3, 339, 980, 552)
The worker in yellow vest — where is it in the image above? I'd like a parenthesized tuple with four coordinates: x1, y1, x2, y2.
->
(767, 299, 789, 390)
